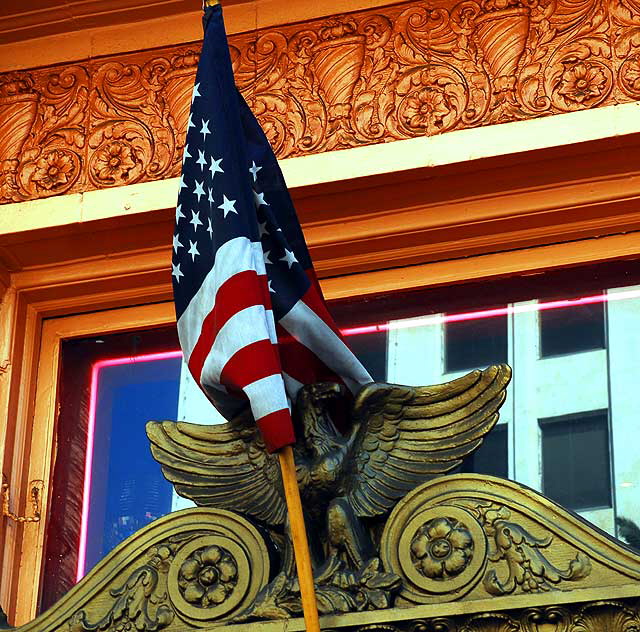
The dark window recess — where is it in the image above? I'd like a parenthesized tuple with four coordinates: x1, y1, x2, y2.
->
(540, 410, 612, 511)
(539, 296, 606, 357)
(346, 331, 387, 382)
(459, 423, 508, 479)
(444, 314, 508, 373)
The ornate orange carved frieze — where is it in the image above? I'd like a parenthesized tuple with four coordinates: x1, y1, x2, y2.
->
(1, 0, 638, 204)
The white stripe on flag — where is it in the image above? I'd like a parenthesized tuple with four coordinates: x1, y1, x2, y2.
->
(243, 374, 290, 421)
(200, 304, 278, 385)
(279, 299, 372, 394)
(177, 237, 265, 360)
(283, 372, 304, 399)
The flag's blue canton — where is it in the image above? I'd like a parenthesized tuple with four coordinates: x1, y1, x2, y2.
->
(172, 5, 312, 320)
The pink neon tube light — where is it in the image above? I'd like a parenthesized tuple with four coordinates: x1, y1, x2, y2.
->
(76, 350, 182, 581)
(76, 288, 640, 580)
(340, 288, 640, 336)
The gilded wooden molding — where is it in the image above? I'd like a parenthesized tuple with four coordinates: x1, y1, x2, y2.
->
(317, 600, 640, 631)
(1, 0, 639, 204)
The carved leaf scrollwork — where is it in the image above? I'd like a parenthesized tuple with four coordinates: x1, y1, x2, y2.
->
(1, 66, 87, 203)
(87, 57, 177, 189)
(474, 504, 591, 596)
(0, 0, 633, 204)
(68, 542, 177, 632)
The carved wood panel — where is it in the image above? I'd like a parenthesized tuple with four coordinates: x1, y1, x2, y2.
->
(1, 0, 638, 204)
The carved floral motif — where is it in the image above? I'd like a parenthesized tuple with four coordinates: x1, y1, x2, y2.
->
(0, 0, 637, 204)
(410, 517, 474, 580)
(178, 545, 238, 608)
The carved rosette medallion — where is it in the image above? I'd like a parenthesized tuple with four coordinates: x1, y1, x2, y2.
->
(410, 517, 474, 581)
(391, 506, 488, 601)
(168, 536, 250, 622)
(15, 508, 271, 632)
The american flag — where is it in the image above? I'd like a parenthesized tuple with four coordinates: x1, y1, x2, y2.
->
(172, 3, 372, 452)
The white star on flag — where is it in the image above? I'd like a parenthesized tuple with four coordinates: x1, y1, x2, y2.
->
(172, 234, 183, 253)
(280, 249, 298, 268)
(188, 240, 200, 261)
(207, 218, 213, 238)
(183, 144, 191, 165)
(253, 190, 267, 207)
(263, 250, 272, 264)
(193, 180, 205, 202)
(190, 210, 203, 231)
(188, 113, 195, 129)
(209, 157, 223, 178)
(172, 262, 183, 282)
(191, 82, 201, 104)
(200, 119, 211, 141)
(207, 187, 214, 209)
(249, 161, 262, 182)
(196, 149, 207, 171)
(218, 195, 237, 217)
(175, 204, 185, 222)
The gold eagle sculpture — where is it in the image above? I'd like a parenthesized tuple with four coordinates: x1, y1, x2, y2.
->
(146, 364, 511, 617)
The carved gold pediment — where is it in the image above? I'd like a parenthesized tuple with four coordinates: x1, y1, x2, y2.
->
(12, 473, 640, 631)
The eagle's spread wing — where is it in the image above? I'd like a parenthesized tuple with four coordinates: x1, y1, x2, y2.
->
(146, 415, 286, 526)
(345, 364, 512, 518)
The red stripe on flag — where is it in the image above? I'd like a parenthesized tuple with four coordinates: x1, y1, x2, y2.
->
(257, 408, 296, 453)
(188, 270, 269, 382)
(276, 324, 345, 388)
(220, 339, 282, 389)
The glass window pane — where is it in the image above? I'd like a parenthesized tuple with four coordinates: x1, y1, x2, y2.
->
(345, 331, 387, 382)
(444, 313, 508, 373)
(83, 355, 182, 575)
(39, 262, 640, 611)
(539, 296, 605, 357)
(540, 411, 611, 511)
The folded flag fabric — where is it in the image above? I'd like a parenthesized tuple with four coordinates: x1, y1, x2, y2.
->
(171, 3, 372, 452)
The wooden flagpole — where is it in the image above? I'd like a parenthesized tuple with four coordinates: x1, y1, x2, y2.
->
(278, 445, 321, 632)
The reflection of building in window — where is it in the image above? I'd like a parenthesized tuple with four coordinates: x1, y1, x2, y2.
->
(459, 423, 508, 479)
(539, 296, 606, 357)
(386, 287, 640, 538)
(539, 410, 612, 511)
(347, 331, 387, 382)
(444, 313, 508, 373)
